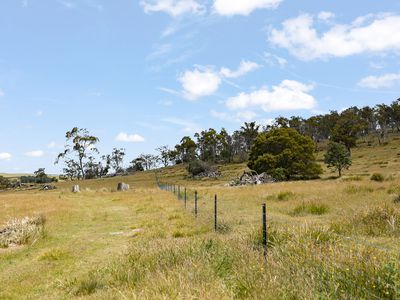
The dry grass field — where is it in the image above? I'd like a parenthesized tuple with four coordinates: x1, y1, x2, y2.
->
(1, 136, 400, 299)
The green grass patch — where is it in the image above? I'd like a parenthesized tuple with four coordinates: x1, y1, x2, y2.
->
(290, 202, 329, 216)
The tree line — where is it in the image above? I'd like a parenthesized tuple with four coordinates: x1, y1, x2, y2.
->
(55, 98, 399, 180)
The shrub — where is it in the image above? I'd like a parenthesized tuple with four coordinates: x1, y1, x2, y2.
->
(186, 160, 211, 176)
(248, 128, 322, 180)
(0, 215, 46, 248)
(371, 173, 385, 182)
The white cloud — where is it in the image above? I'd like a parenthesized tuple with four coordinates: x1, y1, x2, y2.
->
(226, 80, 316, 112)
(263, 52, 287, 67)
(25, 150, 44, 158)
(0, 153, 11, 161)
(318, 11, 335, 21)
(236, 110, 258, 121)
(358, 73, 400, 89)
(0, 89, 4, 97)
(220, 60, 260, 78)
(269, 13, 400, 60)
(178, 68, 222, 100)
(36, 111, 43, 117)
(140, 0, 205, 17)
(47, 141, 63, 149)
(58, 0, 76, 9)
(213, 0, 282, 16)
(163, 117, 201, 133)
(115, 133, 145, 143)
(211, 109, 259, 122)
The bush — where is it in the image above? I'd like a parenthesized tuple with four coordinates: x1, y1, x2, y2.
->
(248, 128, 322, 180)
(0, 176, 10, 189)
(371, 173, 385, 182)
(187, 160, 210, 176)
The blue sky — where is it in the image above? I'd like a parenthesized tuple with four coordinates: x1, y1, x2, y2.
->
(0, 0, 399, 174)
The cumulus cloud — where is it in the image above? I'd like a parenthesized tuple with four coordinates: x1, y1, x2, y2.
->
(25, 150, 44, 158)
(226, 80, 316, 112)
(178, 68, 222, 100)
(0, 153, 11, 161)
(358, 73, 400, 89)
(140, 0, 205, 17)
(213, 0, 282, 16)
(178, 61, 259, 100)
(115, 133, 145, 142)
(220, 60, 260, 78)
(269, 13, 400, 60)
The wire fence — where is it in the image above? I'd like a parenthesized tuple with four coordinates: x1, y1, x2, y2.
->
(155, 177, 399, 299)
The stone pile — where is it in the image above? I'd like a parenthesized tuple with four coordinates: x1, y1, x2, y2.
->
(41, 185, 57, 191)
(193, 170, 221, 179)
(228, 171, 275, 186)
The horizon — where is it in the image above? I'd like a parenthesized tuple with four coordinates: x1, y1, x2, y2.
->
(1, 0, 400, 174)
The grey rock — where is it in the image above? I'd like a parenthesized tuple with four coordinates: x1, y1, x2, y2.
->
(117, 182, 129, 191)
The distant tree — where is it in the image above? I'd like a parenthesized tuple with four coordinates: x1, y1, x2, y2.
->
(128, 158, 145, 172)
(175, 136, 197, 163)
(375, 104, 391, 144)
(324, 142, 352, 177)
(156, 145, 171, 167)
(239, 122, 259, 152)
(136, 154, 158, 170)
(55, 127, 100, 180)
(63, 159, 81, 180)
(248, 128, 322, 180)
(105, 148, 125, 173)
(34, 168, 47, 179)
(331, 108, 363, 151)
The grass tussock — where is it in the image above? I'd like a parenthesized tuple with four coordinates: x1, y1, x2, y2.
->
(0, 215, 45, 248)
(290, 202, 329, 216)
(345, 185, 375, 194)
(266, 191, 295, 201)
(332, 205, 400, 237)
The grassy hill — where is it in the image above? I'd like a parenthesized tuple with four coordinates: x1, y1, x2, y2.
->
(0, 137, 399, 299)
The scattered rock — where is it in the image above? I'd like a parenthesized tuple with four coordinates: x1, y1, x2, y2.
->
(72, 185, 80, 193)
(228, 171, 275, 186)
(41, 185, 57, 191)
(193, 170, 221, 179)
(117, 182, 129, 191)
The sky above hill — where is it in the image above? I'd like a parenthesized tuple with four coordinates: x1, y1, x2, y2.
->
(1, 0, 400, 173)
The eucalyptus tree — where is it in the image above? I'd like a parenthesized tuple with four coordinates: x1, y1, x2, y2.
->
(55, 127, 100, 180)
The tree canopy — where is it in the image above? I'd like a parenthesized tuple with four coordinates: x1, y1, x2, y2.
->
(248, 128, 322, 180)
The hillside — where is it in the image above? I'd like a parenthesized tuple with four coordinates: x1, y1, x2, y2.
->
(0, 137, 399, 299)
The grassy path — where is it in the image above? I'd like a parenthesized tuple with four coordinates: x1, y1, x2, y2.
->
(0, 186, 185, 299)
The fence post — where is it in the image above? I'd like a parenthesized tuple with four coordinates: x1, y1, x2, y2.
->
(262, 203, 267, 258)
(195, 191, 198, 218)
(178, 186, 181, 200)
(173, 184, 176, 194)
(214, 194, 218, 231)
(184, 188, 187, 209)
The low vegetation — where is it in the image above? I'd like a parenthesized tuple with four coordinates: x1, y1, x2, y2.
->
(1, 135, 400, 298)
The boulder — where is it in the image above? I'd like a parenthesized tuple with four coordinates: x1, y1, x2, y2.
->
(117, 182, 129, 191)
(72, 185, 80, 193)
